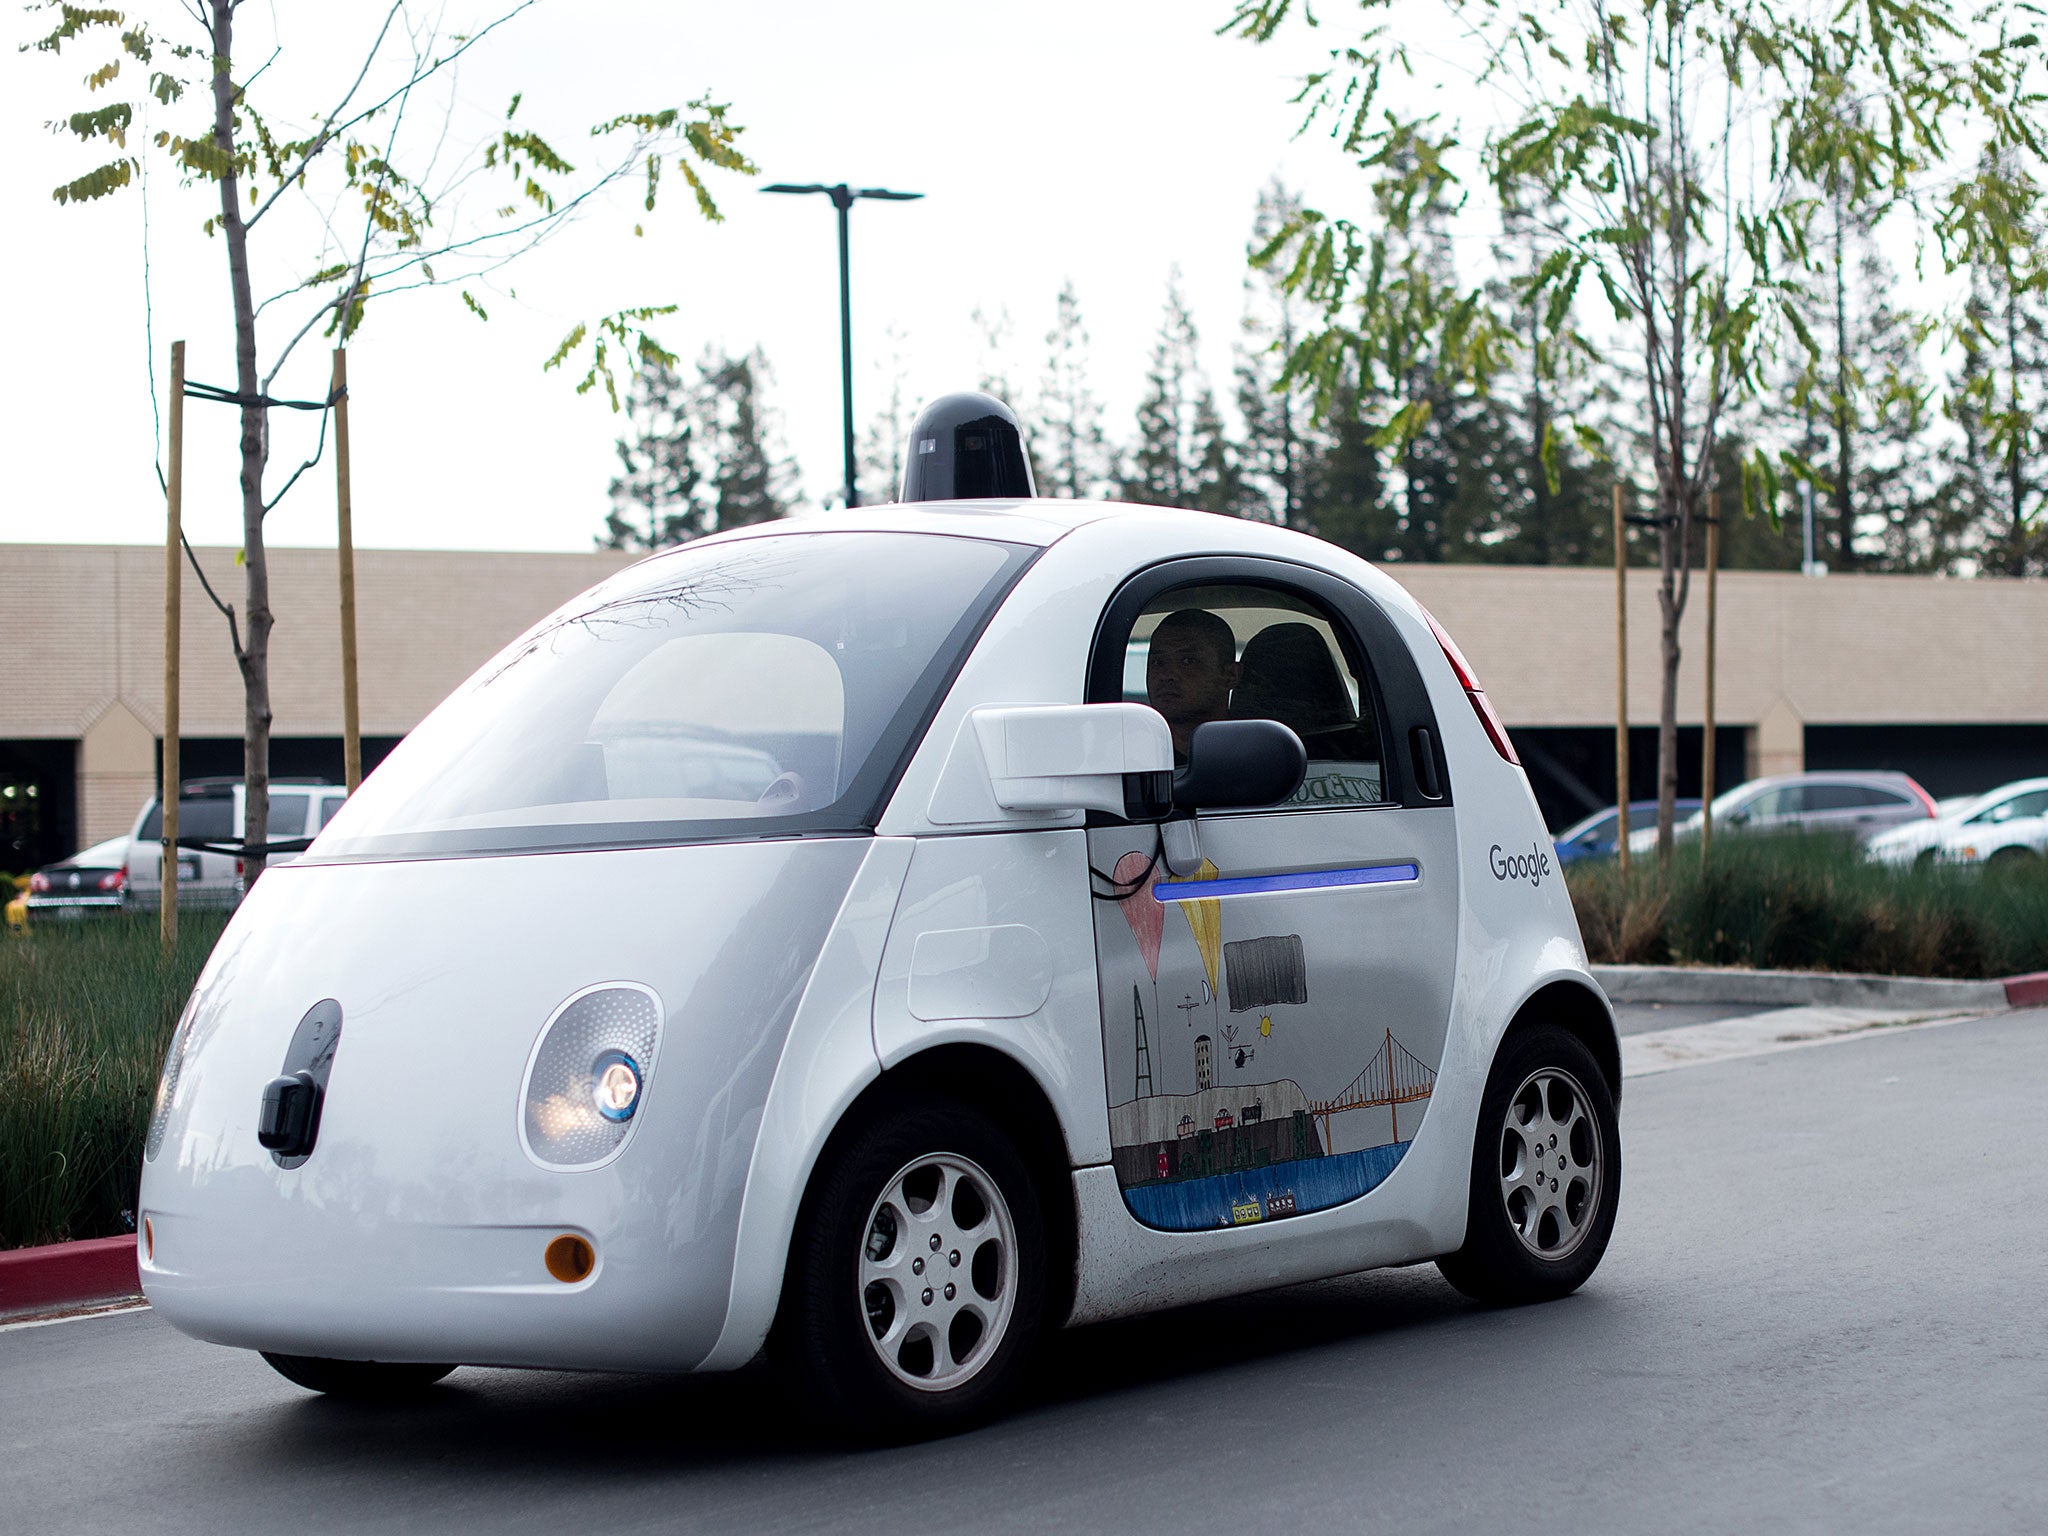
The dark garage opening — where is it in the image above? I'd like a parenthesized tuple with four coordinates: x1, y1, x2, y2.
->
(1805, 724, 2048, 800)
(1509, 726, 1748, 832)
(0, 739, 79, 872)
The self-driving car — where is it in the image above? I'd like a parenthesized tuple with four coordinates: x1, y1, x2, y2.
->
(139, 396, 1621, 1438)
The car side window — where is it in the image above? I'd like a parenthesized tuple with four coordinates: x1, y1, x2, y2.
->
(1975, 790, 2048, 824)
(318, 796, 347, 829)
(1112, 582, 1385, 808)
(1804, 784, 1875, 812)
(1742, 787, 1793, 818)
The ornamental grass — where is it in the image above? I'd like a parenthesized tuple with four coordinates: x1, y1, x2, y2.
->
(1568, 833, 2048, 978)
(0, 912, 225, 1249)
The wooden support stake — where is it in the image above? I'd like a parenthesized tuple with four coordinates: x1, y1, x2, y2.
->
(1614, 483, 1630, 877)
(1701, 494, 1720, 859)
(333, 348, 362, 795)
(161, 341, 185, 949)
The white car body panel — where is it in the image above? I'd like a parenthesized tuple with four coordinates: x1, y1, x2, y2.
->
(139, 500, 1616, 1377)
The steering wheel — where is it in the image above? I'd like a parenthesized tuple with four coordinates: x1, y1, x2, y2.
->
(755, 772, 807, 811)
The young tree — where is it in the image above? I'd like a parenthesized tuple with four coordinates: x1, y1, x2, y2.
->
(30, 2, 753, 877)
(1039, 280, 1112, 500)
(1231, 0, 2048, 854)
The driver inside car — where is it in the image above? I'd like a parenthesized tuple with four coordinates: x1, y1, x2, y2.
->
(1144, 607, 1241, 761)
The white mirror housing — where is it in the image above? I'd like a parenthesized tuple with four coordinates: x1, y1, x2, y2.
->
(971, 703, 1173, 817)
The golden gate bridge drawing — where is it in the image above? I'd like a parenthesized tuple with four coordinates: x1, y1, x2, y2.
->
(1310, 1029, 1437, 1145)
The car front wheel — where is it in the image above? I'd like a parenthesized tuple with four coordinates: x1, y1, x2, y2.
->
(777, 1100, 1046, 1440)
(1437, 1023, 1620, 1305)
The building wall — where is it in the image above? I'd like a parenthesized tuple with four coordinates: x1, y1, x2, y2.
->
(3, 541, 2044, 850)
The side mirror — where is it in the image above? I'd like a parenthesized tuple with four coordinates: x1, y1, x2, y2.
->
(971, 703, 1174, 819)
(1175, 719, 1307, 811)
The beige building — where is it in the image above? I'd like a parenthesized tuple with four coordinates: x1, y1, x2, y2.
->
(2, 540, 2045, 866)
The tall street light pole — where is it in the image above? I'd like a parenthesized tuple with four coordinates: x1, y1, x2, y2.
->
(762, 182, 923, 509)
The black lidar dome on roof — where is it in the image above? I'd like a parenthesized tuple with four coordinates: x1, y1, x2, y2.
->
(898, 391, 1037, 502)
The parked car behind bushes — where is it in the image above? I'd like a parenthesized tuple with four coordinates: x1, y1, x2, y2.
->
(1868, 777, 2048, 870)
(1554, 798, 1701, 865)
(23, 836, 133, 922)
(1628, 771, 1936, 855)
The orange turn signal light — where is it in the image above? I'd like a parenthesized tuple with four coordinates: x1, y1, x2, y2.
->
(143, 1216, 154, 1261)
(544, 1233, 595, 1284)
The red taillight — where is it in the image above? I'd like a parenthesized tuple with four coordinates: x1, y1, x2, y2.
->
(29, 872, 49, 894)
(235, 858, 245, 880)
(1906, 779, 1938, 818)
(98, 867, 127, 893)
(1418, 606, 1520, 766)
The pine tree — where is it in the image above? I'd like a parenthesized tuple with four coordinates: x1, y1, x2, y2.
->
(1947, 232, 2048, 575)
(1039, 280, 1112, 499)
(1237, 182, 1322, 529)
(602, 355, 708, 550)
(858, 325, 914, 504)
(702, 348, 798, 533)
(1123, 273, 1218, 510)
(1779, 194, 1940, 571)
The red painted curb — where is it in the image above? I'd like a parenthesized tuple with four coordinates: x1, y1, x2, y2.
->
(2006, 972, 2048, 1009)
(0, 1234, 141, 1319)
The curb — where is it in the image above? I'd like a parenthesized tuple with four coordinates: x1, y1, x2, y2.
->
(1594, 964, 2048, 1013)
(0, 1235, 141, 1322)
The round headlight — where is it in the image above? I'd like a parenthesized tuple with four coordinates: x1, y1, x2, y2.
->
(520, 983, 662, 1170)
(591, 1050, 641, 1122)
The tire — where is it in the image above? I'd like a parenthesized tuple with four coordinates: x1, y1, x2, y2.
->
(1437, 1023, 1620, 1306)
(775, 1098, 1047, 1441)
(1987, 847, 2037, 874)
(261, 1352, 456, 1398)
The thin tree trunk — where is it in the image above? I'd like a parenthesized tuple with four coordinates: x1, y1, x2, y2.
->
(211, 0, 273, 883)
(1832, 196, 1855, 569)
(2008, 272, 2026, 572)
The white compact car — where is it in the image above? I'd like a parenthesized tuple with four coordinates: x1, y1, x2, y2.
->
(139, 496, 1621, 1436)
(1867, 777, 2048, 870)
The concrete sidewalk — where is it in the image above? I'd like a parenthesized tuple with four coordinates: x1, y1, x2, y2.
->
(1594, 963, 2048, 1012)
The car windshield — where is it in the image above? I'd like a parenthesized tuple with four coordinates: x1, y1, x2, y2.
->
(309, 530, 1031, 860)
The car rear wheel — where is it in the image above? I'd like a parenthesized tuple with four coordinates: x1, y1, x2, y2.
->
(1437, 1023, 1620, 1305)
(776, 1099, 1045, 1440)
(260, 1353, 456, 1397)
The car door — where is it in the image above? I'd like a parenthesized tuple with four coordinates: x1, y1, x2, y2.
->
(1084, 558, 1458, 1233)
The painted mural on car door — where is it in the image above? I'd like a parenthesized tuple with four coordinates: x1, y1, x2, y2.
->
(1090, 826, 1446, 1233)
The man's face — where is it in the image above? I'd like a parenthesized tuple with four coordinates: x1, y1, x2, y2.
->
(1146, 625, 1238, 735)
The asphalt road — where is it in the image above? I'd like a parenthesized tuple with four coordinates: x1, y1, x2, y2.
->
(7, 1008, 2045, 1535)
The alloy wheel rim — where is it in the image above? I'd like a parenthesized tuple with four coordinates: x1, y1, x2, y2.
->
(857, 1151, 1018, 1393)
(1497, 1066, 1603, 1261)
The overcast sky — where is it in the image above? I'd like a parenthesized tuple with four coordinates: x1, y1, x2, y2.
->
(0, 1, 1377, 554)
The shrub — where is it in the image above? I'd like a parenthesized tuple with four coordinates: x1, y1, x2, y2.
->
(1568, 834, 2048, 977)
(0, 913, 226, 1249)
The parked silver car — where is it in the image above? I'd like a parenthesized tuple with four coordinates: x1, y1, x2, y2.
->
(1629, 771, 1937, 853)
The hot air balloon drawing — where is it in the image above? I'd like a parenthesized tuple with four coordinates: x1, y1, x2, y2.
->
(1112, 851, 1164, 980)
(1180, 858, 1223, 1022)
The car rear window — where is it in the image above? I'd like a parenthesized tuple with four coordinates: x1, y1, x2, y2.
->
(140, 797, 235, 843)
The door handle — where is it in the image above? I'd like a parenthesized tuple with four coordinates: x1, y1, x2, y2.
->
(1410, 726, 1442, 799)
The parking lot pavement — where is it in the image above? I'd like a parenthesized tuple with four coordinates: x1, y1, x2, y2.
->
(5, 1006, 2044, 1535)
(1611, 999, 1762, 1035)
